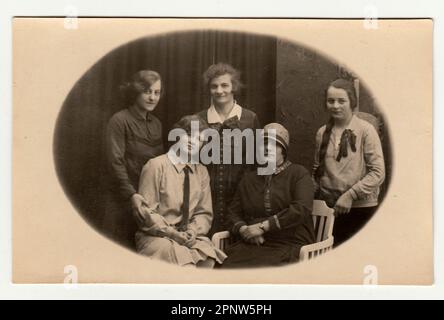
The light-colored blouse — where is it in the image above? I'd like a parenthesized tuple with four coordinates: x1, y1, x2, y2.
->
(313, 115, 385, 208)
(136, 153, 227, 266)
(138, 153, 213, 235)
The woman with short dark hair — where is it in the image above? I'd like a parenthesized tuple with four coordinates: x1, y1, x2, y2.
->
(103, 70, 164, 248)
(135, 115, 227, 267)
(313, 78, 385, 247)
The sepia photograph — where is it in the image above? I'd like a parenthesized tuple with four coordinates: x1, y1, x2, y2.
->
(11, 18, 432, 284)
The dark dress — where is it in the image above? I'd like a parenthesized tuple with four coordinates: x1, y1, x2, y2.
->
(220, 161, 315, 268)
(196, 106, 260, 235)
(101, 106, 164, 249)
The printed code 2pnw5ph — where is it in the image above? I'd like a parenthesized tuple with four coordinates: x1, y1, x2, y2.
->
(170, 304, 272, 317)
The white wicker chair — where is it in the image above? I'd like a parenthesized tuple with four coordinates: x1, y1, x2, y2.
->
(211, 200, 335, 262)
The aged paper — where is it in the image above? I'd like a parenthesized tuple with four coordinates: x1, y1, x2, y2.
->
(13, 18, 432, 284)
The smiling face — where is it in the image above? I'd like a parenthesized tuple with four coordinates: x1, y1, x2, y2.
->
(134, 80, 162, 112)
(326, 86, 353, 123)
(209, 74, 234, 107)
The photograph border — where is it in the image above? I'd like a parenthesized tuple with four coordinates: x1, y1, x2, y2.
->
(1, 0, 441, 299)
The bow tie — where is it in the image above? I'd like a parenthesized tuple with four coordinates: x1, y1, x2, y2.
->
(210, 115, 240, 131)
(336, 129, 357, 161)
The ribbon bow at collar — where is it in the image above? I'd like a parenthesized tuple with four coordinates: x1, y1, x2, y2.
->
(210, 115, 241, 132)
(336, 129, 357, 161)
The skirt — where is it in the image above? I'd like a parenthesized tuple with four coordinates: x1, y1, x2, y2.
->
(135, 231, 227, 266)
(219, 238, 302, 269)
(333, 206, 377, 247)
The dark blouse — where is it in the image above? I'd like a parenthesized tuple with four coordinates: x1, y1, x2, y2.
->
(196, 107, 260, 233)
(227, 162, 315, 245)
(106, 107, 164, 200)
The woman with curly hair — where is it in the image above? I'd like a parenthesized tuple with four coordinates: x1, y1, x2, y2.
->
(197, 63, 261, 235)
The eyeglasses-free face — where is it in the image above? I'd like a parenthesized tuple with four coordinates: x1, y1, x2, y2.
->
(135, 80, 162, 112)
(326, 86, 353, 123)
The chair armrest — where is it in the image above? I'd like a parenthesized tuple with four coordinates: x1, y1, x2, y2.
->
(299, 236, 334, 261)
(211, 231, 230, 245)
(211, 231, 231, 250)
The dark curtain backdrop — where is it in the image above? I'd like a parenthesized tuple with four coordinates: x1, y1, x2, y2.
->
(54, 31, 277, 229)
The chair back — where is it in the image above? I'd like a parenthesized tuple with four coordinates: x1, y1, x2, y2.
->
(311, 200, 335, 242)
(298, 200, 335, 261)
(355, 111, 382, 138)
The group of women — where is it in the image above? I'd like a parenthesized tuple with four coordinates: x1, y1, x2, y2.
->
(103, 63, 385, 268)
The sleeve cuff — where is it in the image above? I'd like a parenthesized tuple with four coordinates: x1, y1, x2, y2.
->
(187, 223, 204, 236)
(123, 187, 137, 200)
(348, 188, 359, 201)
(232, 221, 247, 234)
(186, 226, 198, 235)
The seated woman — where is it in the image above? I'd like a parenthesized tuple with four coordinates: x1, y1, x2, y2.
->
(135, 115, 227, 267)
(312, 79, 385, 247)
(220, 123, 315, 268)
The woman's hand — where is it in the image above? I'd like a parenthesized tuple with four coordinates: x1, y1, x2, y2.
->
(334, 192, 353, 215)
(183, 229, 197, 248)
(239, 224, 264, 241)
(169, 230, 189, 245)
(246, 235, 265, 246)
(131, 193, 150, 224)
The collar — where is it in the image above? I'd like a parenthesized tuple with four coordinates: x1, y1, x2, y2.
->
(167, 150, 195, 174)
(339, 114, 358, 131)
(331, 115, 359, 135)
(348, 114, 360, 130)
(262, 160, 292, 180)
(207, 102, 242, 124)
(128, 105, 153, 122)
(273, 160, 292, 175)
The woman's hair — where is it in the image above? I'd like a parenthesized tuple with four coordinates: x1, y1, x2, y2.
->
(171, 114, 209, 136)
(202, 62, 244, 94)
(264, 138, 288, 161)
(167, 115, 209, 150)
(120, 70, 162, 106)
(324, 78, 357, 111)
(314, 78, 357, 181)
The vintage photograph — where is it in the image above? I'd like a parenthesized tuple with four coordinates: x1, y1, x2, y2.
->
(53, 29, 391, 268)
(12, 18, 432, 284)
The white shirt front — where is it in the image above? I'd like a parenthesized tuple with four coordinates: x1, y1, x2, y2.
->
(207, 102, 242, 124)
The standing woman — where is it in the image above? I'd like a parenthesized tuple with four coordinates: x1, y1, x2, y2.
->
(103, 70, 164, 249)
(313, 78, 385, 247)
(197, 63, 261, 235)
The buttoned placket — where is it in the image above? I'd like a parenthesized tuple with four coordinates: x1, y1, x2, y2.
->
(144, 113, 152, 138)
(218, 131, 225, 222)
(264, 175, 273, 216)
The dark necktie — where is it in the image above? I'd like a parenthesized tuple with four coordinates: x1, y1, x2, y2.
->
(178, 166, 191, 231)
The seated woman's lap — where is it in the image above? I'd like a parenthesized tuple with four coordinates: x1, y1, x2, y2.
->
(135, 231, 178, 263)
(220, 240, 301, 268)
